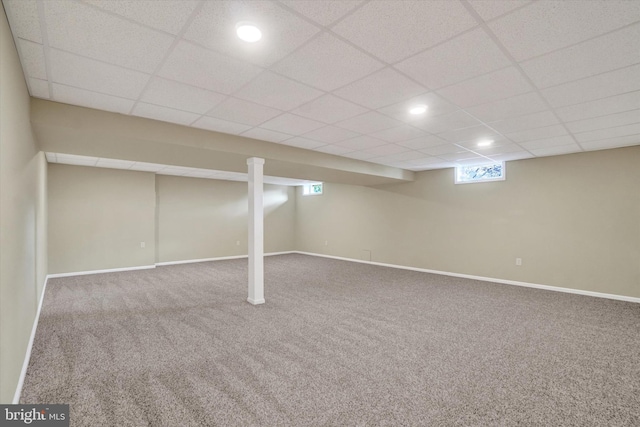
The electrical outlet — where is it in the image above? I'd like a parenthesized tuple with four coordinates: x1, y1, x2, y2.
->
(140, 242, 145, 248)
(516, 258, 522, 266)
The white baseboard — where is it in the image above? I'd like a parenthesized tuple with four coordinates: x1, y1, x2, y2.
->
(155, 251, 295, 266)
(13, 276, 48, 404)
(47, 264, 156, 278)
(294, 251, 640, 304)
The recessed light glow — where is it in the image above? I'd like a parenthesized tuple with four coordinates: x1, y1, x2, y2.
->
(409, 105, 428, 115)
(236, 22, 262, 43)
(477, 139, 494, 147)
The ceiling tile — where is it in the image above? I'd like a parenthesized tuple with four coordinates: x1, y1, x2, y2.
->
(278, 0, 363, 26)
(132, 103, 200, 126)
(580, 134, 640, 151)
(331, 0, 476, 63)
(158, 41, 263, 94)
(291, 94, 367, 124)
(362, 144, 410, 157)
(472, 143, 524, 156)
(278, 137, 327, 150)
(370, 125, 426, 143)
(17, 39, 46, 80)
(334, 68, 427, 109)
(335, 111, 403, 134)
(487, 151, 534, 162)
(341, 150, 380, 161)
(397, 135, 448, 150)
(489, 110, 560, 134)
(191, 116, 252, 135)
(130, 162, 166, 172)
(259, 113, 325, 135)
(403, 156, 450, 166)
(374, 150, 426, 163)
(505, 124, 568, 143)
(409, 161, 456, 171)
(436, 66, 533, 108)
(3, 0, 42, 43)
(530, 144, 583, 157)
(439, 151, 484, 162)
(419, 143, 466, 156)
(29, 78, 50, 99)
(56, 153, 99, 166)
(49, 49, 149, 99)
(554, 91, 640, 122)
(377, 92, 458, 123)
(234, 71, 323, 111)
(271, 33, 384, 91)
(94, 158, 135, 170)
(565, 110, 640, 134)
(335, 135, 387, 150)
(411, 110, 481, 134)
(573, 123, 640, 143)
(183, 0, 320, 67)
(205, 97, 281, 126)
(302, 125, 359, 143)
(437, 125, 500, 144)
(241, 127, 292, 143)
(464, 91, 547, 122)
(488, 0, 640, 61)
(52, 84, 134, 114)
(83, 0, 200, 35)
(541, 65, 640, 108)
(395, 28, 511, 90)
(141, 77, 227, 114)
(45, 0, 174, 74)
(521, 24, 640, 89)
(455, 135, 512, 150)
(519, 135, 576, 151)
(467, 0, 532, 22)
(313, 144, 356, 155)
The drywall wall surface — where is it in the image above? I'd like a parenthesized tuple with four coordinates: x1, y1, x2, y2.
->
(0, 4, 48, 403)
(48, 164, 156, 274)
(157, 175, 295, 263)
(296, 146, 640, 298)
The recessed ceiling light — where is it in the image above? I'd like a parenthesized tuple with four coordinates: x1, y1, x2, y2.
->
(409, 105, 428, 115)
(477, 139, 494, 147)
(236, 22, 262, 43)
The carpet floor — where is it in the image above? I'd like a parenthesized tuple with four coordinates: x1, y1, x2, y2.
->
(21, 254, 640, 426)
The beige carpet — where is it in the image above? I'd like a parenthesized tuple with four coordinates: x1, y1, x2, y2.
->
(21, 254, 640, 426)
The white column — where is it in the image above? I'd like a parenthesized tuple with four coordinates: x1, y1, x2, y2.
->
(247, 157, 265, 305)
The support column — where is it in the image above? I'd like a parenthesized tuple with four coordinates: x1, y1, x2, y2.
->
(247, 157, 265, 305)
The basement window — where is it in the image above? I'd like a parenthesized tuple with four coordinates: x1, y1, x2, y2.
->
(303, 183, 323, 196)
(455, 162, 505, 184)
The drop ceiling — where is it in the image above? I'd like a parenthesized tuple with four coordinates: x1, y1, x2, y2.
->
(4, 0, 640, 172)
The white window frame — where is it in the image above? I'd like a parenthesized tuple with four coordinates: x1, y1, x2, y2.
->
(454, 162, 506, 185)
(302, 183, 323, 196)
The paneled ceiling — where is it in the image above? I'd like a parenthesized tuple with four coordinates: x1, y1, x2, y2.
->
(4, 0, 640, 171)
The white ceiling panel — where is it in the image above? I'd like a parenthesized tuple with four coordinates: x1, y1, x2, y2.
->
(464, 91, 548, 122)
(52, 84, 134, 114)
(519, 135, 577, 151)
(373, 150, 426, 163)
(439, 151, 484, 162)
(234, 71, 323, 111)
(541, 65, 640, 108)
(361, 144, 410, 157)
(489, 110, 560, 134)
(529, 144, 583, 157)
(505, 124, 568, 143)
(437, 125, 500, 144)
(411, 110, 482, 135)
(573, 123, 640, 143)
(332, 0, 476, 63)
(183, 0, 320, 67)
(436, 66, 533, 108)
(94, 158, 135, 170)
(341, 150, 380, 161)
(278, 0, 363, 26)
(335, 135, 387, 150)
(132, 103, 200, 126)
(49, 49, 149, 99)
(291, 94, 367, 124)
(370, 125, 426, 143)
(192, 116, 252, 135)
(45, 0, 174, 74)
(395, 28, 511, 90)
(335, 111, 402, 134)
(56, 153, 99, 166)
(472, 143, 524, 156)
(17, 39, 46, 80)
(28, 78, 49, 99)
(554, 91, 640, 123)
(158, 41, 263, 95)
(580, 135, 640, 151)
(241, 127, 292, 143)
(313, 144, 356, 155)
(419, 143, 467, 156)
(565, 110, 640, 134)
(334, 67, 426, 109)
(520, 24, 640, 89)
(488, 0, 640, 61)
(271, 32, 384, 91)
(83, 0, 200, 35)
(488, 151, 534, 162)
(205, 97, 281, 126)
(259, 113, 325, 135)
(278, 137, 326, 150)
(397, 135, 448, 150)
(141, 78, 227, 115)
(302, 125, 359, 144)
(467, 0, 532, 22)
(3, 0, 42, 43)
(377, 92, 458, 123)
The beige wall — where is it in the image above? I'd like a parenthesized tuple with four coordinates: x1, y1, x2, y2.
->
(48, 164, 156, 274)
(0, 5, 48, 403)
(296, 146, 640, 298)
(157, 175, 295, 263)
